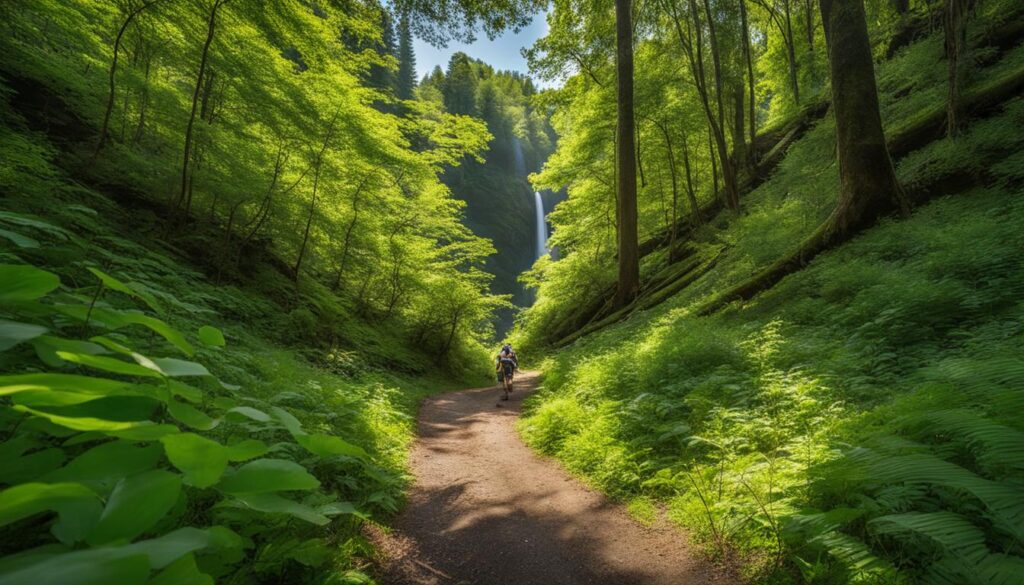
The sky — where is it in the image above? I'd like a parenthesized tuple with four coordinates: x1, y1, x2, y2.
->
(412, 12, 555, 88)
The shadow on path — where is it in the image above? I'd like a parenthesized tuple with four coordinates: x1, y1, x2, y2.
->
(372, 372, 737, 585)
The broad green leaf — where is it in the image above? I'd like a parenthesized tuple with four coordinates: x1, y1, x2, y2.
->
(197, 326, 225, 347)
(31, 336, 108, 367)
(128, 527, 219, 568)
(227, 492, 329, 525)
(11, 390, 112, 407)
(43, 441, 162, 487)
(87, 470, 182, 545)
(149, 358, 209, 377)
(0, 447, 65, 484)
(168, 381, 202, 403)
(167, 400, 218, 431)
(287, 538, 331, 567)
(217, 459, 320, 494)
(0, 527, 217, 585)
(56, 351, 163, 378)
(146, 554, 212, 585)
(0, 373, 133, 397)
(270, 407, 366, 460)
(86, 268, 163, 315)
(297, 433, 368, 461)
(227, 406, 271, 422)
(225, 439, 268, 462)
(0, 264, 60, 301)
(270, 406, 303, 435)
(105, 424, 180, 441)
(54, 306, 194, 356)
(15, 405, 165, 434)
(0, 482, 100, 531)
(0, 551, 150, 585)
(30, 395, 160, 422)
(318, 501, 364, 519)
(160, 434, 229, 488)
(0, 227, 40, 248)
(0, 320, 48, 351)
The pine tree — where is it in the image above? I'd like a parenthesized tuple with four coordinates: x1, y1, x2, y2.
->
(443, 52, 478, 115)
(368, 10, 397, 92)
(396, 12, 417, 100)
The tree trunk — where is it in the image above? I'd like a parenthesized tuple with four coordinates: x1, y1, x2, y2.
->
(740, 0, 757, 154)
(699, 0, 909, 315)
(614, 0, 640, 308)
(333, 175, 371, 290)
(657, 121, 681, 259)
(680, 132, 702, 226)
(731, 82, 748, 175)
(784, 0, 801, 104)
(93, 0, 161, 160)
(132, 51, 153, 145)
(178, 0, 226, 214)
(292, 110, 341, 281)
(944, 0, 971, 137)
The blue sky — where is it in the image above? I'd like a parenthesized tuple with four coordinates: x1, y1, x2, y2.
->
(412, 12, 554, 87)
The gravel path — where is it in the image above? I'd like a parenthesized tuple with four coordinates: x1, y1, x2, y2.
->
(373, 371, 737, 585)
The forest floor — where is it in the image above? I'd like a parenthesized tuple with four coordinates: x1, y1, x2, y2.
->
(371, 372, 738, 585)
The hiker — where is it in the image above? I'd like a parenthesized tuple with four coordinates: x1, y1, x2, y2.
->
(496, 344, 518, 401)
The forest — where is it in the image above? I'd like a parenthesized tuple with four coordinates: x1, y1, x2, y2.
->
(0, 0, 1022, 583)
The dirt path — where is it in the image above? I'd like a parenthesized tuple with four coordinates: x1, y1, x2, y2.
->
(373, 372, 736, 585)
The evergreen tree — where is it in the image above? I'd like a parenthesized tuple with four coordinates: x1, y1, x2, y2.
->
(396, 12, 417, 100)
(443, 52, 479, 115)
(368, 10, 397, 93)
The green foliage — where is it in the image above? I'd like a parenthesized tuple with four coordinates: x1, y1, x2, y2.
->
(516, 4, 1024, 580)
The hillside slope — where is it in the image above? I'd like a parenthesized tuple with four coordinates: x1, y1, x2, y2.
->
(516, 8, 1024, 584)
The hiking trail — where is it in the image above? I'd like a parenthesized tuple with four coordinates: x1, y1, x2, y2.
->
(372, 372, 738, 585)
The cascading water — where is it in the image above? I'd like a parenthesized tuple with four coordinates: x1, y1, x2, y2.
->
(534, 191, 548, 260)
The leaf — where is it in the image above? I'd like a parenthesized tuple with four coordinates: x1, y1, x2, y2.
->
(55, 351, 163, 378)
(86, 268, 163, 315)
(217, 459, 320, 494)
(87, 470, 182, 545)
(0, 483, 101, 537)
(146, 554, 212, 585)
(43, 441, 163, 488)
(0, 551, 150, 585)
(0, 227, 40, 248)
(0, 447, 65, 484)
(0, 264, 60, 301)
(167, 400, 219, 431)
(160, 434, 229, 488)
(197, 326, 225, 348)
(0, 373, 133, 397)
(270, 406, 367, 460)
(0, 528, 217, 585)
(14, 405, 173, 435)
(296, 433, 368, 460)
(287, 538, 331, 567)
(0, 320, 48, 351)
(227, 406, 272, 422)
(225, 439, 268, 462)
(31, 336, 108, 367)
(149, 358, 210, 377)
(53, 306, 194, 356)
(227, 492, 329, 525)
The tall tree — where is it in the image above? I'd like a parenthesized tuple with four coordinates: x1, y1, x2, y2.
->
(396, 12, 417, 100)
(701, 0, 909, 313)
(614, 0, 640, 307)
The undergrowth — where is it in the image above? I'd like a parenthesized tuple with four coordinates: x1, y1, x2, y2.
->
(515, 24, 1024, 585)
(0, 122, 462, 584)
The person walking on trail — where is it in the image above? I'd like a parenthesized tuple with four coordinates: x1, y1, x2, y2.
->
(496, 344, 518, 401)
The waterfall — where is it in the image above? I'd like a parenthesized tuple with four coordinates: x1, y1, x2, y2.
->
(534, 191, 548, 260)
(512, 136, 526, 177)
